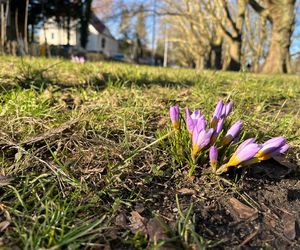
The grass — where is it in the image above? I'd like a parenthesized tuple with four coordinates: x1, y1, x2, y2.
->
(0, 55, 299, 249)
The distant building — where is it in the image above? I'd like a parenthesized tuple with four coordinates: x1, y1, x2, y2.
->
(38, 14, 118, 57)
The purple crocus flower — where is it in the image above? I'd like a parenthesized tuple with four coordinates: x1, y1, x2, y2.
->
(192, 128, 214, 157)
(216, 141, 261, 174)
(271, 144, 289, 156)
(211, 100, 224, 128)
(170, 106, 180, 130)
(255, 136, 289, 160)
(79, 57, 85, 63)
(225, 143, 261, 168)
(210, 118, 224, 144)
(221, 101, 234, 118)
(225, 101, 234, 116)
(235, 138, 256, 155)
(209, 145, 218, 170)
(222, 121, 243, 145)
(195, 115, 206, 132)
(186, 108, 203, 134)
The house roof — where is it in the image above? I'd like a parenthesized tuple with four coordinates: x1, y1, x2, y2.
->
(90, 13, 106, 33)
(90, 13, 116, 40)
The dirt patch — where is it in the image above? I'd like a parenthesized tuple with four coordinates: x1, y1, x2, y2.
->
(102, 157, 300, 249)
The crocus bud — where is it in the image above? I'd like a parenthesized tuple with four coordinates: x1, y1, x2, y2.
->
(225, 101, 233, 117)
(211, 100, 224, 128)
(170, 106, 180, 130)
(217, 142, 261, 174)
(210, 118, 224, 144)
(209, 146, 218, 171)
(255, 136, 288, 160)
(222, 121, 243, 145)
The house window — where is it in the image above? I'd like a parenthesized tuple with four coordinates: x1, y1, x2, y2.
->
(51, 33, 55, 40)
(101, 38, 106, 49)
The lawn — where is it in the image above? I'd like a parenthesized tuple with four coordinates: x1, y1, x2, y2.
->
(0, 56, 299, 249)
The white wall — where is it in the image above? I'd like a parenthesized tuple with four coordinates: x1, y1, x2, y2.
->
(39, 21, 77, 46)
(85, 24, 118, 56)
(39, 21, 118, 56)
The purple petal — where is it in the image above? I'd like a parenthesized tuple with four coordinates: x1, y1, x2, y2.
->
(209, 146, 218, 162)
(213, 100, 224, 119)
(170, 106, 179, 122)
(235, 138, 256, 155)
(236, 143, 261, 162)
(195, 115, 206, 132)
(186, 108, 194, 133)
(226, 121, 242, 138)
(263, 136, 286, 147)
(270, 144, 289, 157)
(216, 119, 224, 134)
(196, 128, 213, 148)
(279, 144, 289, 154)
(191, 109, 201, 119)
(192, 127, 199, 146)
(260, 136, 286, 155)
(225, 101, 233, 117)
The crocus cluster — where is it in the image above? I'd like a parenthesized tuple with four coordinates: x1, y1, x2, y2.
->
(169, 100, 289, 175)
(71, 55, 85, 64)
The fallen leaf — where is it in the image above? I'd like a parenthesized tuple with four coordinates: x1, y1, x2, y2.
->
(0, 176, 13, 187)
(147, 218, 169, 242)
(129, 211, 147, 234)
(115, 213, 127, 228)
(147, 218, 175, 250)
(228, 198, 258, 221)
(0, 221, 10, 232)
(251, 158, 291, 179)
(134, 204, 145, 214)
(282, 213, 296, 240)
(177, 188, 196, 196)
(273, 156, 297, 170)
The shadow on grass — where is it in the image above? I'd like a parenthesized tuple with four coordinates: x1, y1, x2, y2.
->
(1, 67, 197, 93)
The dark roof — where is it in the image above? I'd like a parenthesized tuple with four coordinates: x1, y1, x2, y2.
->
(90, 13, 116, 40)
(90, 13, 106, 34)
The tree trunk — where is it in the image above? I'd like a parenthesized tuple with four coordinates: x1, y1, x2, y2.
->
(80, 0, 92, 49)
(226, 37, 241, 71)
(195, 55, 204, 70)
(211, 43, 223, 70)
(262, 1, 295, 74)
(24, 0, 29, 54)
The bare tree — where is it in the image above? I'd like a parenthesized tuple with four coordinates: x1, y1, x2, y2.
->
(249, 0, 296, 74)
(243, 5, 269, 72)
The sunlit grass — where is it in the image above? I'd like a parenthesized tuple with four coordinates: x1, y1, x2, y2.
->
(0, 55, 299, 248)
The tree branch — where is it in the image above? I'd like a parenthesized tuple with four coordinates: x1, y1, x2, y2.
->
(248, 0, 270, 19)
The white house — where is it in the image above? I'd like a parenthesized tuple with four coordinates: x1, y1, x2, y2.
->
(81, 14, 118, 57)
(39, 21, 77, 46)
(39, 14, 118, 57)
